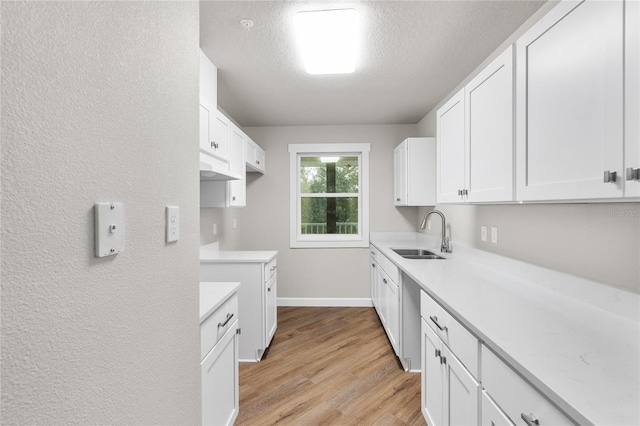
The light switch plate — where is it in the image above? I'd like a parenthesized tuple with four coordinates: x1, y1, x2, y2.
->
(95, 202, 124, 257)
(491, 226, 498, 244)
(481, 226, 487, 242)
(166, 206, 179, 242)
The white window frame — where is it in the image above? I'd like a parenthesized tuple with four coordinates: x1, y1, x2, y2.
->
(289, 143, 370, 248)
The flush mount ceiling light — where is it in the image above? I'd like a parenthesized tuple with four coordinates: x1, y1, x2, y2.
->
(294, 9, 359, 75)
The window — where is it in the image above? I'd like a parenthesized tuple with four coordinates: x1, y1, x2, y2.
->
(289, 143, 370, 248)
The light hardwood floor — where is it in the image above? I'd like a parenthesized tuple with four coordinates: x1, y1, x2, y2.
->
(236, 306, 426, 426)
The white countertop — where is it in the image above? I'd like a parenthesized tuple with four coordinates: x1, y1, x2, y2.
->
(199, 282, 240, 324)
(200, 243, 277, 263)
(370, 232, 639, 426)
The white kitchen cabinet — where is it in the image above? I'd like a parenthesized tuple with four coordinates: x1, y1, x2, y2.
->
(625, 0, 640, 197)
(437, 89, 466, 203)
(200, 283, 239, 426)
(200, 255, 278, 362)
(437, 46, 514, 204)
(421, 318, 480, 426)
(464, 46, 514, 202)
(201, 123, 247, 208)
(482, 345, 573, 426)
(209, 110, 231, 163)
(370, 247, 421, 371)
(246, 137, 266, 174)
(421, 290, 480, 426)
(394, 137, 436, 206)
(515, 0, 625, 201)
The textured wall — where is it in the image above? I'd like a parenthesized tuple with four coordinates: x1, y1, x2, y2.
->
(239, 125, 419, 299)
(1, 2, 201, 424)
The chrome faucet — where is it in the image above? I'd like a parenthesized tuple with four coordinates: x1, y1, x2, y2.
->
(420, 210, 452, 253)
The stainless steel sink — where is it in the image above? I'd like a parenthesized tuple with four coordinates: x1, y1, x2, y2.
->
(391, 248, 445, 260)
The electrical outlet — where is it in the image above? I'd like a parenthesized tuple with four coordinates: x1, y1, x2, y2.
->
(491, 226, 498, 244)
(166, 206, 179, 243)
(481, 226, 487, 242)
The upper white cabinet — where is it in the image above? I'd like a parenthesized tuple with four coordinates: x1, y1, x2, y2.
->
(437, 46, 514, 204)
(394, 137, 436, 206)
(201, 123, 247, 208)
(625, 0, 640, 197)
(246, 137, 266, 174)
(515, 0, 625, 201)
(465, 47, 514, 203)
(199, 50, 233, 176)
(436, 90, 466, 203)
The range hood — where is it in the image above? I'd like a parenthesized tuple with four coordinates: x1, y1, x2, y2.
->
(199, 154, 241, 181)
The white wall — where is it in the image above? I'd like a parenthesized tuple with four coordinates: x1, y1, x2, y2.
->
(415, 2, 640, 294)
(235, 125, 420, 300)
(1, 2, 201, 424)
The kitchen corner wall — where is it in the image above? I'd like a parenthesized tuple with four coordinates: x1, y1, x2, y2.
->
(234, 124, 420, 299)
(1, 2, 201, 424)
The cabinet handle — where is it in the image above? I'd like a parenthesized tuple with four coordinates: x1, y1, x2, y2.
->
(457, 190, 462, 196)
(256, 160, 260, 164)
(396, 198, 401, 201)
(429, 315, 448, 332)
(268, 287, 272, 292)
(434, 349, 441, 358)
(521, 413, 540, 426)
(626, 167, 640, 181)
(603, 170, 617, 183)
(270, 265, 277, 272)
(440, 355, 447, 365)
(372, 263, 376, 267)
(383, 278, 388, 284)
(218, 313, 234, 328)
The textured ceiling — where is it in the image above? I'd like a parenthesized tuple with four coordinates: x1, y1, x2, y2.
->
(200, 1, 546, 127)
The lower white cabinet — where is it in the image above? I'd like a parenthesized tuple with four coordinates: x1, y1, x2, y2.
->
(421, 290, 480, 426)
(421, 318, 480, 426)
(481, 345, 573, 426)
(200, 254, 278, 361)
(201, 320, 239, 426)
(370, 246, 421, 371)
(200, 283, 240, 426)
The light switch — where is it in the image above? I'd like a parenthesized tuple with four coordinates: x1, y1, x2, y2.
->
(95, 202, 124, 257)
(166, 206, 179, 242)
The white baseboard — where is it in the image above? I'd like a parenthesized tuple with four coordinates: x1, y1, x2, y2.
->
(277, 297, 373, 307)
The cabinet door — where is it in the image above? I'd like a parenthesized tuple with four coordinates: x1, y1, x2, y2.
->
(211, 111, 230, 162)
(265, 275, 277, 348)
(386, 279, 400, 355)
(481, 391, 514, 426)
(199, 50, 217, 110)
(445, 346, 480, 426)
(437, 89, 466, 203)
(370, 260, 379, 312)
(394, 141, 408, 205)
(228, 126, 246, 207)
(199, 104, 213, 154)
(625, 0, 640, 197)
(422, 319, 446, 426)
(516, 0, 624, 201)
(202, 322, 239, 426)
(465, 47, 514, 202)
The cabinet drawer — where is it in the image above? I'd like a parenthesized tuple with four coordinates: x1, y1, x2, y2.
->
(201, 293, 239, 360)
(482, 345, 573, 426)
(420, 290, 479, 379)
(370, 246, 379, 262)
(378, 253, 399, 284)
(264, 258, 277, 283)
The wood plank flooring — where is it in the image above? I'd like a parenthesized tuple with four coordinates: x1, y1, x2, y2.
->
(236, 306, 426, 426)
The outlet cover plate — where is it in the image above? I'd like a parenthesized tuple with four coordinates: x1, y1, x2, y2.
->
(95, 202, 124, 257)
